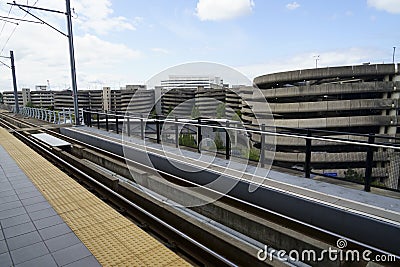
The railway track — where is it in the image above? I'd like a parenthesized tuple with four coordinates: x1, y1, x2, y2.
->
(0, 114, 238, 266)
(1, 112, 399, 266)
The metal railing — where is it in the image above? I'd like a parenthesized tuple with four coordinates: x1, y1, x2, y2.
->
(82, 110, 400, 193)
(18, 107, 84, 125)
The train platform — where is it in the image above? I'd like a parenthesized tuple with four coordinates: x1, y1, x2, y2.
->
(0, 127, 190, 267)
(62, 126, 400, 222)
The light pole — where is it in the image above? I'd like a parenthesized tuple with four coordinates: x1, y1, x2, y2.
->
(393, 47, 396, 64)
(314, 55, 320, 68)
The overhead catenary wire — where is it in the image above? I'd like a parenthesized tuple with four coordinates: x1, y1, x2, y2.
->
(5, 0, 80, 125)
(0, 25, 17, 55)
(0, 5, 13, 38)
(15, 5, 67, 37)
(0, 0, 39, 56)
(0, 18, 18, 25)
(0, 15, 43, 24)
(0, 59, 10, 68)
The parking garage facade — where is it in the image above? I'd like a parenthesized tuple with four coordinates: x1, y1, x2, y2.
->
(253, 64, 400, 189)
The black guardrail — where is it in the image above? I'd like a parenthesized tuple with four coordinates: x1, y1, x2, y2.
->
(82, 110, 400, 193)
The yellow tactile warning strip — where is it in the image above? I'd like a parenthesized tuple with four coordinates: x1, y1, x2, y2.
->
(0, 128, 191, 267)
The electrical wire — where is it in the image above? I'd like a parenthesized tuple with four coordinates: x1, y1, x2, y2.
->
(0, 18, 18, 25)
(0, 26, 17, 55)
(0, 0, 39, 56)
(0, 5, 13, 38)
(0, 59, 10, 68)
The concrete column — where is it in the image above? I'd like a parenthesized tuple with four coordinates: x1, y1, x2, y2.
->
(388, 76, 400, 135)
(63, 109, 67, 124)
(68, 108, 72, 123)
(381, 90, 389, 134)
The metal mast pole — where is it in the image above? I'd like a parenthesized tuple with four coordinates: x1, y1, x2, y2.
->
(10, 50, 19, 113)
(65, 0, 79, 125)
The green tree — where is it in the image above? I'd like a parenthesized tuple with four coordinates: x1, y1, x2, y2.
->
(191, 105, 200, 119)
(232, 109, 242, 121)
(167, 105, 173, 115)
(25, 101, 35, 108)
(232, 111, 242, 121)
(344, 169, 363, 182)
(248, 148, 260, 161)
(216, 103, 225, 119)
(150, 107, 157, 118)
(0, 92, 3, 104)
(179, 133, 196, 148)
(214, 132, 225, 150)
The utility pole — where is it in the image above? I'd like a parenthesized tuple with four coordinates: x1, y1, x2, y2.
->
(65, 0, 79, 125)
(8, 0, 80, 125)
(10, 51, 19, 113)
(0, 52, 19, 113)
(393, 47, 396, 64)
(314, 55, 320, 68)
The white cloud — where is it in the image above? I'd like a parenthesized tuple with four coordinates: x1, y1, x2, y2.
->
(286, 2, 300, 10)
(345, 10, 353, 16)
(75, 34, 141, 67)
(367, 0, 400, 14)
(72, 0, 138, 35)
(151, 48, 170, 54)
(8, 0, 138, 35)
(195, 0, 255, 21)
(237, 48, 386, 80)
(0, 0, 142, 91)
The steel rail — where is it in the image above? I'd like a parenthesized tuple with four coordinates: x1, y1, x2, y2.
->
(0, 118, 236, 267)
(1, 114, 399, 260)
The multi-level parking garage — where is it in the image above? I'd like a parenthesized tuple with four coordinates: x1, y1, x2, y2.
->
(252, 63, 400, 189)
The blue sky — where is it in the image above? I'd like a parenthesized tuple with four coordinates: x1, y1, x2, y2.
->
(0, 0, 399, 91)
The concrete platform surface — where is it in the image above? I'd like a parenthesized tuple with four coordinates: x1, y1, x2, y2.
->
(0, 145, 101, 267)
(0, 127, 190, 267)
